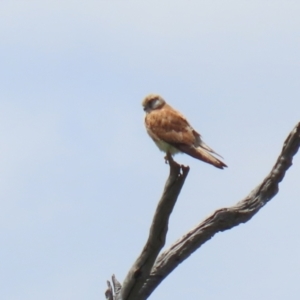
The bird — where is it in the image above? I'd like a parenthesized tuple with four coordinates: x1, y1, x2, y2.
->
(142, 94, 227, 169)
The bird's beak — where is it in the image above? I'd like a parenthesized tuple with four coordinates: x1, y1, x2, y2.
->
(143, 106, 147, 112)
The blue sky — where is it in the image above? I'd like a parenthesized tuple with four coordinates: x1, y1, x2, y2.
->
(1, 1, 300, 299)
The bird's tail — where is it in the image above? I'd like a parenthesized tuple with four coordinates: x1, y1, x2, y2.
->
(177, 144, 227, 169)
(194, 146, 227, 169)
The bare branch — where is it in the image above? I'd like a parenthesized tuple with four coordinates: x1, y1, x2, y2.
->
(121, 153, 190, 300)
(139, 122, 300, 299)
(105, 275, 122, 300)
(112, 275, 122, 300)
(105, 280, 114, 300)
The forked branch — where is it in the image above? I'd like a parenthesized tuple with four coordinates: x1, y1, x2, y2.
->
(106, 122, 300, 300)
(139, 122, 300, 299)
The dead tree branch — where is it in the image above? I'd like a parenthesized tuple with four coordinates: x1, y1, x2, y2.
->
(105, 275, 122, 300)
(105, 122, 300, 300)
(138, 122, 300, 299)
(120, 153, 189, 300)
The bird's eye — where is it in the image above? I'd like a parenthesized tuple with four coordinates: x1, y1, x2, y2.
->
(150, 98, 158, 107)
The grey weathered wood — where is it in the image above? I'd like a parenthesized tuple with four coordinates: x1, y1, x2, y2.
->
(105, 275, 122, 300)
(105, 280, 113, 300)
(120, 154, 189, 300)
(138, 122, 300, 299)
(106, 122, 300, 300)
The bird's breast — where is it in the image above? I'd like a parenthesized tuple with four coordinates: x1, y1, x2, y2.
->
(154, 139, 181, 155)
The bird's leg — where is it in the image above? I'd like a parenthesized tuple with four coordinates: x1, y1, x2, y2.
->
(164, 151, 186, 171)
(164, 151, 171, 164)
(164, 151, 176, 165)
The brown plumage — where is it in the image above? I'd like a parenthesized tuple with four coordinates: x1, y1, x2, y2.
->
(142, 94, 227, 169)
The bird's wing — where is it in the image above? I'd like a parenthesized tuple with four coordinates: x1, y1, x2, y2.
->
(192, 130, 224, 159)
(145, 104, 196, 145)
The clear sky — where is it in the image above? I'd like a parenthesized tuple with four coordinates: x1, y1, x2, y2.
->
(1, 1, 300, 299)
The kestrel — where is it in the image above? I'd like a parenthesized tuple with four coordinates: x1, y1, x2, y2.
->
(142, 94, 227, 169)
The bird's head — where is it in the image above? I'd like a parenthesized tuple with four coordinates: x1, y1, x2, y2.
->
(142, 94, 166, 113)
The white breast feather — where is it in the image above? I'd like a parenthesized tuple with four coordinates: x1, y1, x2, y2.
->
(154, 139, 181, 155)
